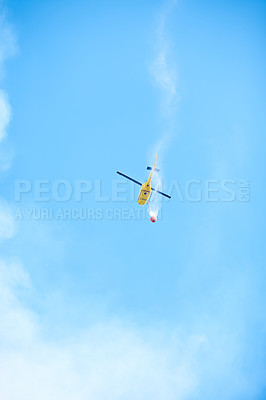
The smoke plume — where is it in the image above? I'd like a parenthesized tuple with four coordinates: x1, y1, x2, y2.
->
(148, 0, 179, 219)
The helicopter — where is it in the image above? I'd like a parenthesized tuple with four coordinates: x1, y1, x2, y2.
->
(117, 155, 171, 222)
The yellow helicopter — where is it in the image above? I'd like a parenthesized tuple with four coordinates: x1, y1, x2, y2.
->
(117, 155, 171, 207)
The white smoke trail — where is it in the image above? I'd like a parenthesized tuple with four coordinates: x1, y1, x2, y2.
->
(151, 0, 179, 119)
(148, 1, 179, 220)
(148, 166, 161, 220)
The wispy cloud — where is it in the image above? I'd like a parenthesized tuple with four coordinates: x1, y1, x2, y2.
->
(0, 90, 11, 143)
(0, 6, 17, 234)
(0, 201, 16, 240)
(0, 9, 16, 75)
(0, 260, 204, 399)
(0, 255, 263, 399)
(0, 8, 16, 154)
(0, 8, 16, 233)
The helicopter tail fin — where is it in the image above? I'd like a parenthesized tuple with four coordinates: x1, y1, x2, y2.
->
(147, 167, 160, 172)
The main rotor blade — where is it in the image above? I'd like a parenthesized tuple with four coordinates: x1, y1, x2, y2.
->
(151, 187, 171, 199)
(117, 171, 142, 186)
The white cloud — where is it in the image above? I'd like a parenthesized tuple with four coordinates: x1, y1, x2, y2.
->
(0, 260, 35, 347)
(0, 8, 16, 147)
(0, 254, 261, 400)
(0, 201, 16, 240)
(0, 10, 16, 76)
(0, 260, 205, 400)
(0, 90, 11, 142)
(0, 226, 263, 399)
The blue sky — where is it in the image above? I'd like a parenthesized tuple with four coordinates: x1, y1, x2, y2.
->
(0, 0, 265, 398)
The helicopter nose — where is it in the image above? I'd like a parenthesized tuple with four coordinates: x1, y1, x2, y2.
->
(150, 216, 157, 223)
